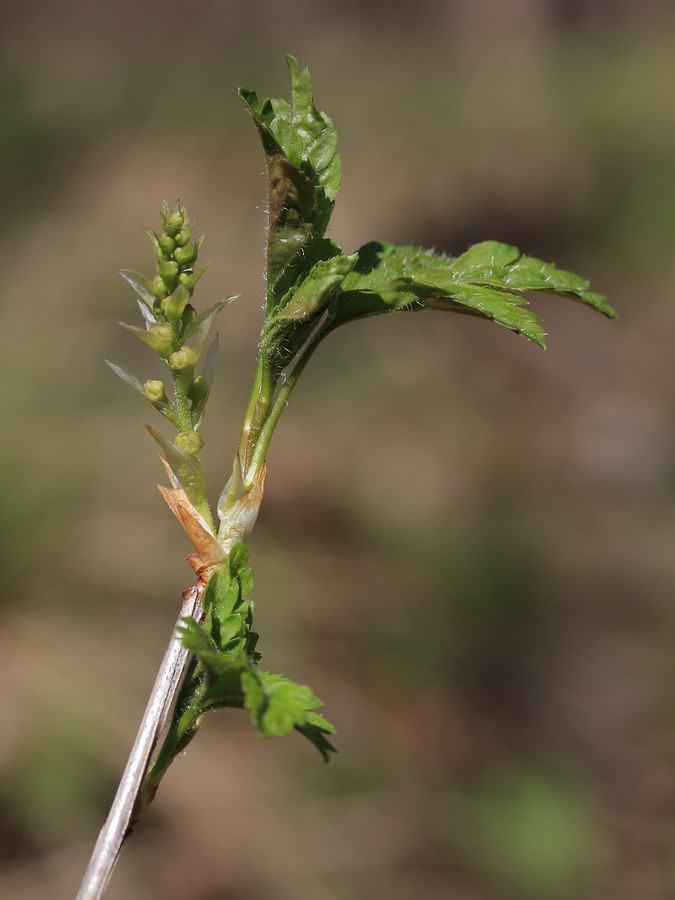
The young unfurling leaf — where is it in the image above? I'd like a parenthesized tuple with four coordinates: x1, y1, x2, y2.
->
(239, 55, 342, 299)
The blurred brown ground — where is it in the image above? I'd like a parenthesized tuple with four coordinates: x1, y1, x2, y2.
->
(2, 1, 675, 898)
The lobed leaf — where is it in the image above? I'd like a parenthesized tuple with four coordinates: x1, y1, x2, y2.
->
(177, 617, 235, 680)
(242, 671, 336, 759)
(271, 252, 357, 322)
(324, 240, 614, 347)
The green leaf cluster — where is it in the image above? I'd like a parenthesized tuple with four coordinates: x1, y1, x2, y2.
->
(239, 62, 614, 376)
(176, 542, 336, 761)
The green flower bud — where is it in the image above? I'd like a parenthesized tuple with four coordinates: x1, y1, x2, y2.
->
(162, 208, 184, 236)
(151, 275, 169, 299)
(188, 375, 208, 404)
(173, 225, 194, 247)
(149, 324, 175, 358)
(175, 430, 204, 455)
(157, 233, 176, 256)
(174, 243, 196, 267)
(182, 304, 197, 327)
(157, 258, 179, 285)
(169, 346, 197, 371)
(143, 379, 167, 404)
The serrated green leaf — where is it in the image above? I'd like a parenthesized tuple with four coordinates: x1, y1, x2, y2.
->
(178, 616, 218, 657)
(241, 669, 265, 717)
(203, 567, 235, 616)
(451, 240, 520, 271)
(178, 615, 251, 707)
(305, 711, 336, 733)
(228, 540, 249, 575)
(222, 634, 247, 657)
(268, 237, 343, 311)
(325, 240, 613, 347)
(255, 672, 327, 738)
(238, 565, 254, 603)
(272, 252, 357, 322)
(411, 280, 548, 347)
(295, 724, 338, 762)
(214, 613, 243, 646)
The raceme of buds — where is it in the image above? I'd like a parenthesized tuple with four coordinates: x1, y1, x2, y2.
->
(113, 202, 235, 455)
(161, 202, 184, 236)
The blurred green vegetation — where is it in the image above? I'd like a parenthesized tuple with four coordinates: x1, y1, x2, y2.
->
(3, 2, 675, 898)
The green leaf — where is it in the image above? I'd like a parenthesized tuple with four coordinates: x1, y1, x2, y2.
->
(178, 616, 218, 657)
(178, 615, 252, 709)
(239, 56, 341, 297)
(268, 237, 343, 309)
(228, 540, 249, 575)
(272, 252, 358, 323)
(247, 671, 336, 760)
(202, 566, 237, 617)
(401, 276, 549, 347)
(238, 565, 254, 603)
(177, 617, 233, 679)
(215, 613, 244, 646)
(450, 240, 520, 271)
(326, 240, 614, 347)
(295, 724, 338, 763)
(241, 669, 265, 717)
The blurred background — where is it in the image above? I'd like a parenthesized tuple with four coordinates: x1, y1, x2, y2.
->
(2, 1, 675, 897)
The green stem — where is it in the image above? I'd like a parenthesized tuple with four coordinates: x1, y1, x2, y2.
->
(142, 330, 326, 817)
(139, 677, 204, 814)
(238, 350, 276, 474)
(171, 367, 216, 532)
(172, 368, 194, 433)
(245, 327, 326, 483)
